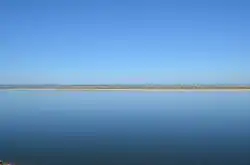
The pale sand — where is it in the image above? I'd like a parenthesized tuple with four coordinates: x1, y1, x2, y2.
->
(1, 88, 250, 92)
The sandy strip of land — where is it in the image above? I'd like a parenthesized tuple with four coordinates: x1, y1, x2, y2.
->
(1, 88, 250, 92)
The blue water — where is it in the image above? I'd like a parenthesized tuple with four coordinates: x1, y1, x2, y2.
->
(0, 91, 250, 165)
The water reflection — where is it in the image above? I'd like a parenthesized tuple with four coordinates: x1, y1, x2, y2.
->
(0, 91, 250, 165)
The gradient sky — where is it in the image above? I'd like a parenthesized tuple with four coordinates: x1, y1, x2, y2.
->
(1, 0, 249, 84)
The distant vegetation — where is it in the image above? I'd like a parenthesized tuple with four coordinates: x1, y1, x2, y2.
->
(0, 84, 250, 90)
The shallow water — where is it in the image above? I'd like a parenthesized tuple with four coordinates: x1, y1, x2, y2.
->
(0, 91, 250, 165)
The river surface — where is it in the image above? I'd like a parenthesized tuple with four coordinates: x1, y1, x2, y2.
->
(0, 91, 250, 165)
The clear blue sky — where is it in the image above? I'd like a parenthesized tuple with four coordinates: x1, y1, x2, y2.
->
(1, 0, 249, 84)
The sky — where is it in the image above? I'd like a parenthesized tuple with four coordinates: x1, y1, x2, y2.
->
(1, 0, 249, 85)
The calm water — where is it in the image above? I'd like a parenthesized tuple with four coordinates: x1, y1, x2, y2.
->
(0, 91, 250, 165)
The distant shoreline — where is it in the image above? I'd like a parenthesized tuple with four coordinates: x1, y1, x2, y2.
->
(1, 85, 250, 92)
(1, 88, 250, 92)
